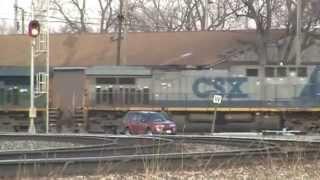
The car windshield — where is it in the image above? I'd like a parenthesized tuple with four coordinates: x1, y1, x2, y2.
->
(148, 113, 167, 122)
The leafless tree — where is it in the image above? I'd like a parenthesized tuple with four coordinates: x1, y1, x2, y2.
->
(206, 0, 242, 30)
(225, 0, 320, 63)
(51, 0, 88, 33)
(50, 0, 320, 41)
(51, 0, 118, 33)
(129, 0, 235, 32)
(130, 0, 185, 31)
(98, 0, 116, 33)
(279, 0, 320, 63)
(227, 0, 284, 63)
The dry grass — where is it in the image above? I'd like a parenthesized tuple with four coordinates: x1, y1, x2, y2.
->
(16, 157, 320, 180)
(11, 139, 320, 180)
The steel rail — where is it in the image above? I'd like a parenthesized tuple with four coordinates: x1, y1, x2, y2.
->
(0, 134, 174, 161)
(0, 144, 300, 177)
(2, 134, 319, 177)
(0, 135, 279, 177)
(0, 140, 174, 160)
(0, 134, 272, 161)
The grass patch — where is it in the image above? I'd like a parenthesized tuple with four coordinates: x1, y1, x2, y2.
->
(15, 155, 320, 180)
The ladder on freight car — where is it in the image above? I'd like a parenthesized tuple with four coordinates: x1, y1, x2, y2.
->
(72, 107, 87, 133)
(48, 108, 61, 133)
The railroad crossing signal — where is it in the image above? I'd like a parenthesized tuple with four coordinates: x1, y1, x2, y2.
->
(28, 20, 40, 37)
(28, 0, 50, 134)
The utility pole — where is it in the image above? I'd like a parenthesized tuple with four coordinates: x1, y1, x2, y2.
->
(123, 0, 128, 65)
(21, 9, 25, 34)
(296, 0, 302, 65)
(14, 0, 18, 33)
(116, 0, 124, 66)
(29, 2, 36, 134)
(116, 0, 128, 66)
(203, 0, 213, 30)
(14, 0, 25, 34)
(17, 7, 25, 34)
(204, 0, 208, 30)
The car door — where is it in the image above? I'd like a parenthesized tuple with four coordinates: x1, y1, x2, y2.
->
(135, 113, 147, 134)
(138, 113, 149, 134)
(127, 112, 139, 134)
(130, 113, 140, 134)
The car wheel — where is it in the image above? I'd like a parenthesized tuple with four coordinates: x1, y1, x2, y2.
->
(124, 128, 131, 135)
(145, 128, 153, 135)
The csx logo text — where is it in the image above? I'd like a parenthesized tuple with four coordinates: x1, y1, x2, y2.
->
(192, 77, 248, 98)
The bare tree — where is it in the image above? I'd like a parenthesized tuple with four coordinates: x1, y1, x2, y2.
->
(130, 0, 185, 31)
(129, 0, 234, 32)
(51, 0, 88, 33)
(224, 0, 320, 63)
(207, 0, 241, 30)
(98, 0, 116, 33)
(227, 0, 285, 63)
(279, 0, 320, 63)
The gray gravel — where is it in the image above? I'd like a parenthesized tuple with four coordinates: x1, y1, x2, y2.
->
(0, 140, 83, 151)
(177, 143, 243, 153)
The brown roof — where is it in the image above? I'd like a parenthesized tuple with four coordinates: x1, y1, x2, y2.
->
(0, 31, 284, 67)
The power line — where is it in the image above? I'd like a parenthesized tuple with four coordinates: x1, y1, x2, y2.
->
(9, 7, 181, 29)
(2, 5, 201, 31)
(2, 6, 246, 32)
(1, 15, 181, 31)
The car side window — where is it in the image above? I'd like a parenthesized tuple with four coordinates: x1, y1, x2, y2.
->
(132, 113, 142, 122)
(149, 113, 166, 122)
(127, 112, 134, 122)
(140, 114, 149, 122)
(131, 113, 137, 122)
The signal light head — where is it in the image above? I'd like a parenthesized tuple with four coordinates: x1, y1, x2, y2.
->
(28, 20, 40, 37)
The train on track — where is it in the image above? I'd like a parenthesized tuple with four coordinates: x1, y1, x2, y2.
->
(0, 63, 320, 133)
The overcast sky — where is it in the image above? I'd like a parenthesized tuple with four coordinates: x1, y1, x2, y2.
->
(0, 0, 257, 33)
(0, 0, 102, 32)
(0, 0, 30, 24)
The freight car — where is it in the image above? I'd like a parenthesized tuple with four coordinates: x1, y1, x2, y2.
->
(0, 64, 320, 133)
(51, 64, 320, 133)
(0, 67, 47, 132)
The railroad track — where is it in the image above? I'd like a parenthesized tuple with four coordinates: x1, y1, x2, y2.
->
(0, 134, 174, 160)
(0, 134, 319, 177)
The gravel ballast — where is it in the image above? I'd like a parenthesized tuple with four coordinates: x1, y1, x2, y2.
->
(0, 140, 83, 151)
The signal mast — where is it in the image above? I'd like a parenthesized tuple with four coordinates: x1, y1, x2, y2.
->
(28, 0, 50, 133)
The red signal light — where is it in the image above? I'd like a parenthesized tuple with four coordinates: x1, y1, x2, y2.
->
(28, 20, 40, 38)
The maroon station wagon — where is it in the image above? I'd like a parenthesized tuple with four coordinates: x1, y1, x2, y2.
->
(120, 111, 176, 135)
